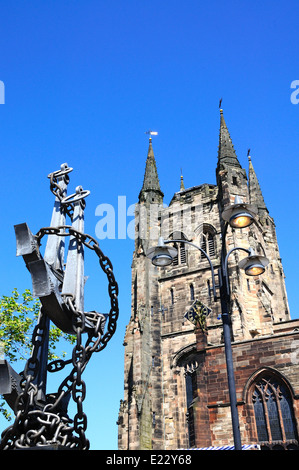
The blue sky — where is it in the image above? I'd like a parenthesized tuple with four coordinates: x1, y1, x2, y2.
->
(0, 0, 298, 449)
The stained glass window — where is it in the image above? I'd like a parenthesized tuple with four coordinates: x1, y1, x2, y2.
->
(185, 372, 197, 447)
(252, 373, 298, 449)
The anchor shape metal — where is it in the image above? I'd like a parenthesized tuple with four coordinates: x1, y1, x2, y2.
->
(14, 164, 94, 334)
(0, 164, 118, 449)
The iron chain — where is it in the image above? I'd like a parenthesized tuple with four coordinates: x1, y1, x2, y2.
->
(35, 224, 119, 352)
(48, 168, 75, 220)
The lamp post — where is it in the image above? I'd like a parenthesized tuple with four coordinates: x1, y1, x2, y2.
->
(146, 196, 269, 450)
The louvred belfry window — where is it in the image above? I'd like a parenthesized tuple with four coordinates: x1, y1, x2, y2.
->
(200, 230, 216, 259)
(169, 232, 188, 266)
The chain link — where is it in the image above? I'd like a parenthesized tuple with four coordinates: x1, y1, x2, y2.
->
(35, 225, 119, 352)
(0, 309, 50, 449)
(48, 169, 75, 220)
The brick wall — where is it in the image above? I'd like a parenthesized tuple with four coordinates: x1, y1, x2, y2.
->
(194, 325, 299, 447)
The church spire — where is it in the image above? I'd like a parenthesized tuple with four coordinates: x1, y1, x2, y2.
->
(248, 151, 268, 213)
(139, 137, 164, 204)
(217, 108, 242, 170)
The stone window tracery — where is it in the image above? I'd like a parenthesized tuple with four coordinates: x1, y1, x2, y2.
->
(251, 372, 298, 450)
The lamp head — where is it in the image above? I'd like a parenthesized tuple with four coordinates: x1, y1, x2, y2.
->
(229, 211, 254, 228)
(239, 248, 269, 276)
(245, 264, 265, 276)
(222, 196, 257, 228)
(146, 237, 178, 267)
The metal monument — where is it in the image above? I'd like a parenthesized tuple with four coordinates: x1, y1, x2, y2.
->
(0, 164, 119, 449)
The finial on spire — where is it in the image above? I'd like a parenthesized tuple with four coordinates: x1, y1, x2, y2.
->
(180, 168, 185, 191)
(219, 97, 223, 113)
(247, 148, 253, 166)
(145, 130, 158, 143)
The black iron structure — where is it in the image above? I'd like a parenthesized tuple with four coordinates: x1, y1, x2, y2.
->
(0, 164, 119, 450)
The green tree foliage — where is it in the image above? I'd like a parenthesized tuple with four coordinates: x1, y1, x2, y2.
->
(0, 288, 75, 420)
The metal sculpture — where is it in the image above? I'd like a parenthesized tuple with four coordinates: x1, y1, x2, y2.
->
(0, 164, 119, 449)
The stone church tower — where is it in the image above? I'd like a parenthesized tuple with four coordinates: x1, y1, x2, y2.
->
(117, 109, 299, 450)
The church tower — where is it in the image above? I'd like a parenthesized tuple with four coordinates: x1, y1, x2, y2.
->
(118, 110, 298, 451)
(118, 137, 165, 450)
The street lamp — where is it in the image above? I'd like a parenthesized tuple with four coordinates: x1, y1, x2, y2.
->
(147, 237, 178, 267)
(146, 197, 269, 450)
(222, 195, 257, 229)
(239, 247, 269, 276)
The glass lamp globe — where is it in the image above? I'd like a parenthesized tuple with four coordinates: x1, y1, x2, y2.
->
(222, 196, 257, 229)
(239, 248, 269, 277)
(146, 237, 178, 267)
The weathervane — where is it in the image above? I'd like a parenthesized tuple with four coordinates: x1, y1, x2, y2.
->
(0, 163, 119, 450)
(145, 129, 158, 141)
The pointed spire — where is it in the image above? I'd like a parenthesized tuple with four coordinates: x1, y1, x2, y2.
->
(248, 151, 267, 212)
(180, 168, 185, 191)
(147, 136, 154, 157)
(139, 137, 164, 203)
(217, 108, 242, 170)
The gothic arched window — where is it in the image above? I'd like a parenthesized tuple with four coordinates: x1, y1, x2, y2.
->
(200, 226, 216, 259)
(184, 359, 198, 448)
(169, 232, 188, 266)
(251, 373, 298, 450)
(174, 348, 199, 449)
(172, 242, 186, 266)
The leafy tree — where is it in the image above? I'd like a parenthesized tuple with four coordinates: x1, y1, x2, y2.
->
(0, 288, 75, 420)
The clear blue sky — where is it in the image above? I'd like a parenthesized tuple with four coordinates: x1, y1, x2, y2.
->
(0, 0, 298, 450)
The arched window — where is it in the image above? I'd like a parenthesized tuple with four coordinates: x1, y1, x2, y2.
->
(174, 348, 202, 449)
(169, 232, 188, 266)
(200, 226, 216, 259)
(184, 359, 198, 448)
(251, 372, 298, 450)
(185, 371, 196, 448)
(172, 242, 186, 265)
